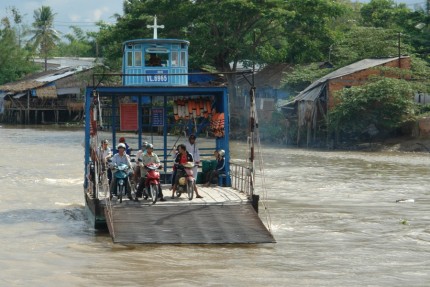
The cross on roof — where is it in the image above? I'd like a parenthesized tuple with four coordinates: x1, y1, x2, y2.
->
(147, 15, 164, 39)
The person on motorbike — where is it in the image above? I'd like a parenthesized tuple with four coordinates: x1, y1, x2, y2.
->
(171, 144, 203, 199)
(185, 134, 201, 197)
(133, 141, 148, 184)
(109, 143, 134, 200)
(136, 144, 165, 201)
(118, 137, 132, 155)
(97, 139, 112, 183)
(204, 149, 226, 187)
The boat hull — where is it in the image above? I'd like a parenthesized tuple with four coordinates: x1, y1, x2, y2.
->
(84, 191, 107, 229)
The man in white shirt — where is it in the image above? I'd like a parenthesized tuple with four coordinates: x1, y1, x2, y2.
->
(110, 143, 133, 200)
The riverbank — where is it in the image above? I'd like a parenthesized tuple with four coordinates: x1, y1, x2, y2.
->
(356, 136, 430, 153)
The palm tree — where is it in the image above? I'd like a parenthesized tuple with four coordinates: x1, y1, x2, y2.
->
(29, 6, 60, 71)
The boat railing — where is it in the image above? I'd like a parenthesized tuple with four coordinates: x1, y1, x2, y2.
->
(229, 162, 253, 197)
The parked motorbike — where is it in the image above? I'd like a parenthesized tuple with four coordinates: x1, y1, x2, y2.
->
(110, 162, 132, 203)
(175, 162, 195, 200)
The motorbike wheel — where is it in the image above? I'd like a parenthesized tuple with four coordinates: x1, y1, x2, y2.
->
(150, 184, 158, 204)
(118, 184, 123, 203)
(187, 180, 194, 200)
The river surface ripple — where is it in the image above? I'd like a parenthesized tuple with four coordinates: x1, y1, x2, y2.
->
(0, 126, 429, 287)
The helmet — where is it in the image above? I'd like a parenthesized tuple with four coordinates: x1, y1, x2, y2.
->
(146, 143, 154, 149)
(218, 149, 225, 157)
(179, 177, 186, 185)
(117, 143, 126, 149)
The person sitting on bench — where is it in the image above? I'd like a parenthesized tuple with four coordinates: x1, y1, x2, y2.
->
(204, 149, 225, 187)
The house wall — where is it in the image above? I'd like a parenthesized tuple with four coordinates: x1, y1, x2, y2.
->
(327, 57, 411, 109)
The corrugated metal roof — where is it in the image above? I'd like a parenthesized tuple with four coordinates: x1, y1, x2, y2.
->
(36, 70, 77, 82)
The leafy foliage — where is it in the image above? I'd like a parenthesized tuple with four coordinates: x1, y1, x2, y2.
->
(328, 77, 416, 137)
(282, 63, 333, 95)
(360, 0, 410, 28)
(283, 0, 346, 64)
(28, 6, 60, 71)
(54, 26, 95, 57)
(0, 12, 38, 84)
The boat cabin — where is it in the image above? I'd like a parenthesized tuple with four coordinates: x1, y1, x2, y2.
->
(123, 39, 189, 86)
(122, 17, 189, 86)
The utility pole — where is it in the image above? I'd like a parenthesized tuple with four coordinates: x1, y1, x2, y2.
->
(398, 32, 401, 68)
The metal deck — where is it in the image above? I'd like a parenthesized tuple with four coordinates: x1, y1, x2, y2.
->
(104, 186, 275, 244)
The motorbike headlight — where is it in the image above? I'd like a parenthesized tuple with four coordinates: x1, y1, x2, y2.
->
(118, 179, 124, 185)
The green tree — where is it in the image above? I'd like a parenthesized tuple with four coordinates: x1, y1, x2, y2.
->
(97, 0, 349, 97)
(328, 76, 416, 139)
(283, 0, 346, 63)
(0, 11, 38, 84)
(283, 25, 415, 92)
(360, 0, 410, 29)
(28, 6, 60, 71)
(331, 26, 409, 65)
(189, 0, 290, 90)
(55, 26, 95, 57)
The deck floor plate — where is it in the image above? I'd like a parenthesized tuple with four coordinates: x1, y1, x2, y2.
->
(105, 204, 275, 244)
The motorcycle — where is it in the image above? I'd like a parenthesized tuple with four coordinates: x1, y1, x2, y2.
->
(143, 162, 161, 204)
(175, 162, 195, 200)
(110, 162, 133, 203)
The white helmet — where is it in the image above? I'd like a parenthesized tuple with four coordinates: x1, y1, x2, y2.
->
(218, 149, 225, 157)
(117, 143, 126, 149)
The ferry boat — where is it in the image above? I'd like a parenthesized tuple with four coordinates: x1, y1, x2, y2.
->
(82, 17, 274, 244)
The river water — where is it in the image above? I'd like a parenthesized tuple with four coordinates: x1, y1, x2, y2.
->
(0, 126, 429, 287)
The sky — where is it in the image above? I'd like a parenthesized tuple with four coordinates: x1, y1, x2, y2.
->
(0, 0, 124, 36)
(0, 0, 426, 38)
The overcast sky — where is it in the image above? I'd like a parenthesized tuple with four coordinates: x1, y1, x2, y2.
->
(0, 0, 124, 36)
(0, 0, 425, 38)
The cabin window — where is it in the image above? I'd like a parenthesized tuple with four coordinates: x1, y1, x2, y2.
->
(127, 51, 133, 67)
(145, 52, 169, 67)
(180, 51, 186, 67)
(171, 51, 178, 67)
(135, 51, 142, 66)
(134, 45, 141, 50)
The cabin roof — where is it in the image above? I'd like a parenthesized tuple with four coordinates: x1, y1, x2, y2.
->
(123, 38, 190, 46)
